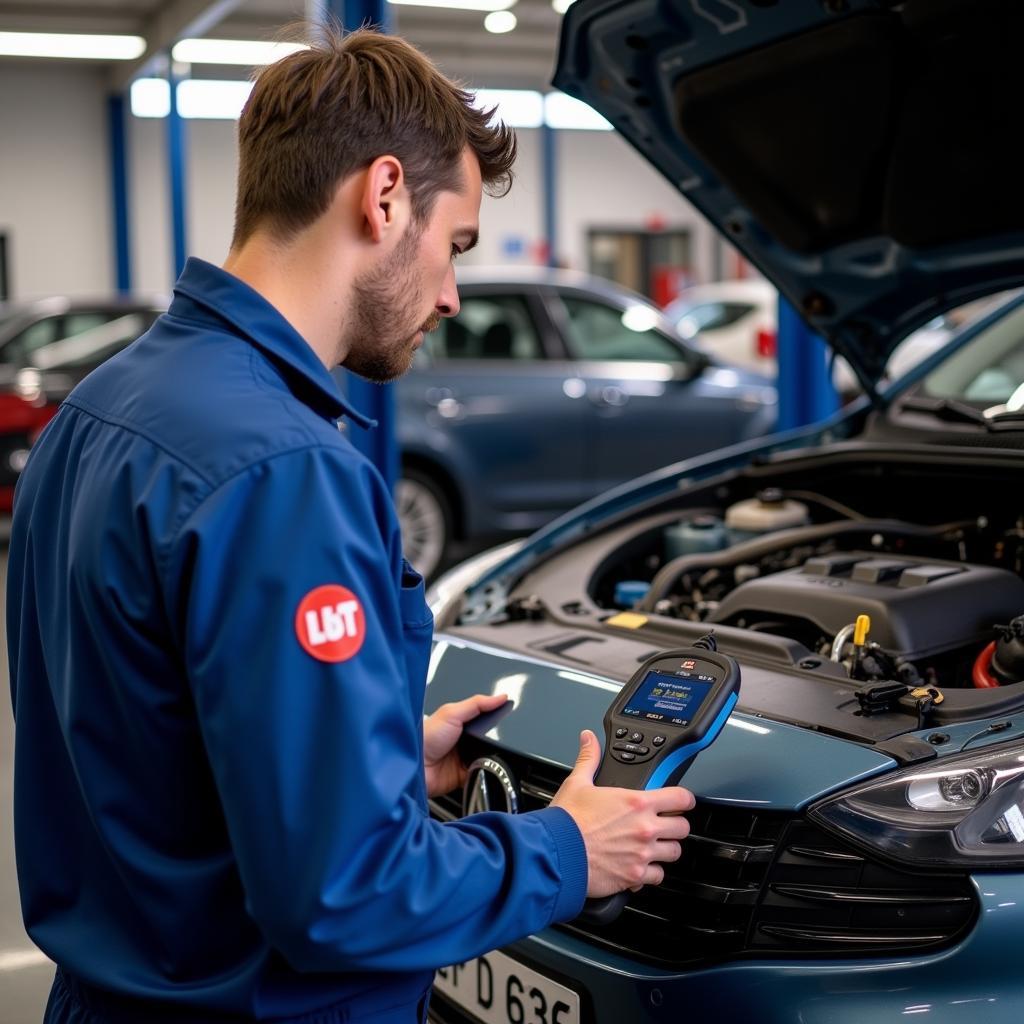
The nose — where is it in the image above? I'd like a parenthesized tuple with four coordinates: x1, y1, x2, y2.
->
(436, 263, 460, 318)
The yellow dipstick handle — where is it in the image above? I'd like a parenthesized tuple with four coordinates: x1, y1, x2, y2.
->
(854, 614, 871, 647)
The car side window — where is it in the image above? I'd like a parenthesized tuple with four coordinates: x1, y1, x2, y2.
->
(28, 312, 155, 371)
(676, 301, 753, 334)
(5, 316, 61, 364)
(559, 296, 688, 362)
(426, 294, 542, 361)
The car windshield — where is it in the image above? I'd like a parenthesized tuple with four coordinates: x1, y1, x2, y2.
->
(921, 299, 1024, 410)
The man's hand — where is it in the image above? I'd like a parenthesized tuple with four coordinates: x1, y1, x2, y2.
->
(550, 730, 695, 898)
(423, 693, 509, 798)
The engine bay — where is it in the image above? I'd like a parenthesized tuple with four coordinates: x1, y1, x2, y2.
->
(593, 492, 1024, 696)
(451, 444, 1024, 747)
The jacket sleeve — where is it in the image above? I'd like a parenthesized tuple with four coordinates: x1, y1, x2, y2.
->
(165, 443, 588, 973)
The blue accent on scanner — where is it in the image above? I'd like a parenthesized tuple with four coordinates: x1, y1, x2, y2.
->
(644, 692, 738, 790)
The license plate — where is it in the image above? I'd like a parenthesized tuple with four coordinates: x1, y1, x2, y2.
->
(434, 949, 580, 1024)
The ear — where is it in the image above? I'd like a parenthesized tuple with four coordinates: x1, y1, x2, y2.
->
(361, 155, 410, 244)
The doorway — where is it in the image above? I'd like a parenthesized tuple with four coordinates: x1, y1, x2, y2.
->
(587, 228, 692, 307)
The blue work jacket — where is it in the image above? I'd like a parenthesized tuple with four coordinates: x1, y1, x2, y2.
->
(7, 258, 588, 1022)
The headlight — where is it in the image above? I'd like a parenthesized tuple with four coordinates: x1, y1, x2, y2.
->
(425, 539, 524, 628)
(810, 740, 1024, 869)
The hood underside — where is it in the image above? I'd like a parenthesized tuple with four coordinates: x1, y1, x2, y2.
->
(554, 0, 1024, 389)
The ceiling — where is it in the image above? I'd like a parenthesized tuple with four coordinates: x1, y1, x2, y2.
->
(0, 0, 565, 92)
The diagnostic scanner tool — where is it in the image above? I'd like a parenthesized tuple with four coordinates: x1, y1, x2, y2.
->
(582, 634, 740, 924)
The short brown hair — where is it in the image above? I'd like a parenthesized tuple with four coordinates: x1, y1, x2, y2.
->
(232, 26, 517, 247)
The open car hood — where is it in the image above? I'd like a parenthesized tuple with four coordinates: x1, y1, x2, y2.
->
(553, 0, 1024, 393)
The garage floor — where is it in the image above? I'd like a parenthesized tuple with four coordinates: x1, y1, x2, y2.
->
(1, 548, 54, 1021)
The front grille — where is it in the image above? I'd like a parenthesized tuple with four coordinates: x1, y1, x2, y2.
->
(430, 741, 978, 968)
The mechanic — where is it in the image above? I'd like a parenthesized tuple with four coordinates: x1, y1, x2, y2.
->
(7, 28, 695, 1024)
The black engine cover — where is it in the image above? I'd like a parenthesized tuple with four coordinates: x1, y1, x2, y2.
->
(708, 552, 1024, 658)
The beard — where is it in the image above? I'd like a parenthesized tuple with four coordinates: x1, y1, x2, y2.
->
(342, 225, 441, 384)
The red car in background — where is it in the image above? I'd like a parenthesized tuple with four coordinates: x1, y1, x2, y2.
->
(0, 299, 163, 513)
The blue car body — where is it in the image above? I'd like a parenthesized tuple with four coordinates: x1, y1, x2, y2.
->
(425, 642, 1023, 1023)
(337, 268, 776, 576)
(422, 2, 1024, 1021)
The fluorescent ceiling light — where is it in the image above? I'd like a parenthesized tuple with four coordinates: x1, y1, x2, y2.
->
(543, 91, 613, 131)
(473, 89, 542, 128)
(551, 0, 576, 13)
(484, 11, 517, 32)
(388, 0, 515, 10)
(0, 31, 145, 61)
(178, 79, 254, 119)
(132, 81, 612, 131)
(171, 38, 308, 66)
(131, 78, 253, 120)
(131, 78, 170, 118)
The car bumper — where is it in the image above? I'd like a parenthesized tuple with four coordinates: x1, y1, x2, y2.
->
(429, 873, 1024, 1024)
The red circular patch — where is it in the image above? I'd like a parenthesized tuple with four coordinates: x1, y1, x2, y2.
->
(295, 585, 366, 663)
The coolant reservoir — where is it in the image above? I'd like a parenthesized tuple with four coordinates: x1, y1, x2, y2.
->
(613, 580, 651, 608)
(664, 515, 728, 561)
(725, 489, 809, 536)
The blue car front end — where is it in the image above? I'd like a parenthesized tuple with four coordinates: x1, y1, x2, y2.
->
(419, 216, 1024, 1024)
(423, 632, 1024, 1022)
(422, 0, 1024, 1018)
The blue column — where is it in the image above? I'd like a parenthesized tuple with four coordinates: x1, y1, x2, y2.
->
(542, 124, 558, 267)
(333, 0, 390, 29)
(167, 63, 188, 279)
(107, 94, 133, 294)
(324, 0, 398, 492)
(776, 297, 839, 431)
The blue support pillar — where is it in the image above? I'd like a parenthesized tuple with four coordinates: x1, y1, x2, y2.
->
(107, 94, 133, 294)
(776, 297, 840, 431)
(323, 0, 398, 492)
(167, 64, 188, 279)
(541, 123, 558, 267)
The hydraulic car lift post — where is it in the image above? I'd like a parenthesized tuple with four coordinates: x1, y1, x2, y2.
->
(167, 62, 188, 280)
(776, 296, 839, 430)
(313, 0, 400, 494)
(107, 94, 133, 295)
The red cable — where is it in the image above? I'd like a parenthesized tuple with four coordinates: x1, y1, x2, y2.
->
(973, 641, 1001, 688)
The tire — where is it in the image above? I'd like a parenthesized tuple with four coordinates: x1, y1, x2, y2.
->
(395, 469, 452, 581)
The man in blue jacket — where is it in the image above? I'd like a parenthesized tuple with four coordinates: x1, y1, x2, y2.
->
(7, 28, 694, 1024)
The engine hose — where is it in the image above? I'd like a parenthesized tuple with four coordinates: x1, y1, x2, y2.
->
(639, 517, 977, 612)
(830, 624, 856, 662)
(973, 642, 1001, 689)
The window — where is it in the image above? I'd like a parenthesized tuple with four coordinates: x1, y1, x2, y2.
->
(3, 311, 158, 370)
(674, 301, 754, 335)
(923, 301, 1024, 406)
(559, 296, 688, 362)
(28, 313, 155, 371)
(5, 317, 60, 364)
(425, 294, 542, 361)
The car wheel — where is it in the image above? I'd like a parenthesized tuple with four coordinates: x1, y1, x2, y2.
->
(396, 470, 452, 581)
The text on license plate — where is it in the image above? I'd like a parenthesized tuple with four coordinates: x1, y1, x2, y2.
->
(434, 949, 580, 1024)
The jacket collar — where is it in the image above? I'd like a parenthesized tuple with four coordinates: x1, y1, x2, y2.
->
(170, 257, 375, 429)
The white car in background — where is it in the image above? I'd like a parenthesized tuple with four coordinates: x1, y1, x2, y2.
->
(668, 278, 1002, 394)
(665, 278, 777, 375)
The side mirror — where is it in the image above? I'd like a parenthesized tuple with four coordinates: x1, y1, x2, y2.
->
(672, 350, 710, 381)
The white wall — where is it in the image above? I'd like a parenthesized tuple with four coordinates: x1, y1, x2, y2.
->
(555, 129, 717, 279)
(472, 127, 545, 268)
(1, 73, 718, 299)
(128, 118, 171, 297)
(128, 117, 239, 296)
(0, 64, 113, 300)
